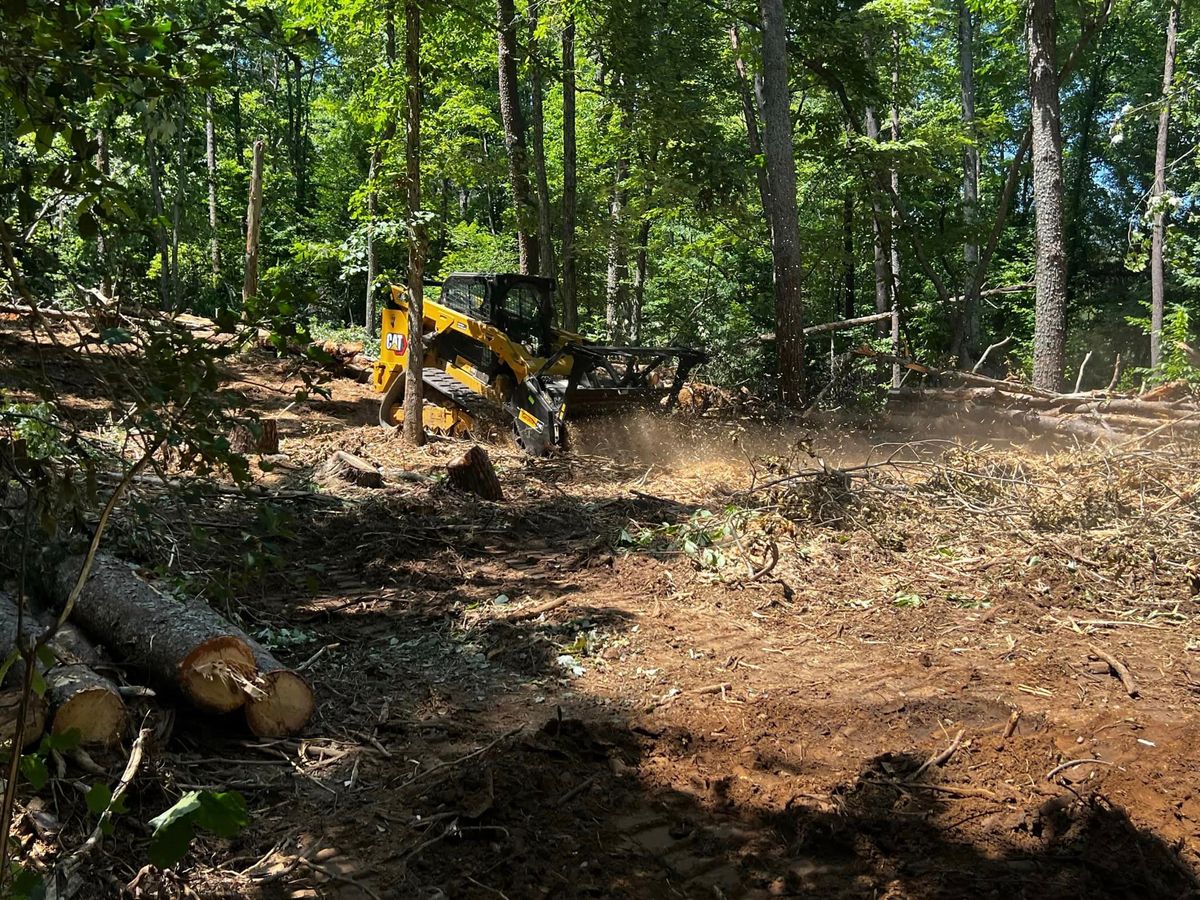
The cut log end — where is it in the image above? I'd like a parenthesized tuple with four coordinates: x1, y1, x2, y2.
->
(179, 637, 257, 713)
(245, 670, 316, 738)
(48, 665, 126, 747)
(446, 445, 503, 501)
(323, 450, 384, 488)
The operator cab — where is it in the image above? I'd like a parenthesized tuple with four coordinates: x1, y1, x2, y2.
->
(438, 273, 555, 357)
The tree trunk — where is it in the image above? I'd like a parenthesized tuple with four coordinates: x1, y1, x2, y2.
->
(1150, 0, 1182, 369)
(759, 0, 806, 405)
(231, 51, 243, 163)
(632, 216, 650, 344)
(841, 188, 855, 320)
(171, 115, 185, 308)
(889, 29, 902, 387)
(228, 418, 279, 455)
(1027, 0, 1069, 391)
(446, 445, 503, 501)
(323, 449, 384, 488)
(496, 0, 538, 273)
(529, 3, 555, 280)
(865, 105, 893, 334)
(1067, 54, 1107, 279)
(206, 92, 221, 282)
(730, 26, 771, 218)
(954, 0, 981, 366)
(146, 132, 170, 309)
(402, 0, 426, 447)
(605, 155, 628, 342)
(242, 140, 265, 306)
(96, 126, 114, 301)
(561, 17, 578, 331)
(55, 555, 256, 713)
(366, 5, 398, 340)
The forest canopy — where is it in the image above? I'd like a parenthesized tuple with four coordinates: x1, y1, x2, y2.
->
(1, 0, 1197, 397)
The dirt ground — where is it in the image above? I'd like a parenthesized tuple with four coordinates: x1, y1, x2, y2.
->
(7, 321, 1200, 899)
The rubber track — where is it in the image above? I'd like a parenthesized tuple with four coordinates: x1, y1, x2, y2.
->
(419, 367, 511, 433)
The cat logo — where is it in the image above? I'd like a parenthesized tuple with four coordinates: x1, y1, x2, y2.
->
(385, 332, 408, 355)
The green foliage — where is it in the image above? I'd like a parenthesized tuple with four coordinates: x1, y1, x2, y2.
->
(1127, 303, 1200, 386)
(148, 790, 250, 868)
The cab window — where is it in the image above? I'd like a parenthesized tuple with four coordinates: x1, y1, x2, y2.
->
(502, 284, 546, 353)
(440, 280, 487, 318)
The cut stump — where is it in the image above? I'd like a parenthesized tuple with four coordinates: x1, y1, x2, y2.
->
(323, 450, 383, 488)
(56, 555, 256, 714)
(446, 445, 502, 501)
(229, 418, 279, 454)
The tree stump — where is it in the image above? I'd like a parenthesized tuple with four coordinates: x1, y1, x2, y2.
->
(323, 450, 383, 488)
(229, 418, 279, 455)
(446, 445, 503, 501)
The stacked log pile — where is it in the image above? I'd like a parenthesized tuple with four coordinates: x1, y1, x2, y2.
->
(44, 555, 314, 738)
(889, 377, 1200, 444)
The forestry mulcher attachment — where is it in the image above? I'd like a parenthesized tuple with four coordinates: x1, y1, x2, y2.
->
(372, 272, 705, 455)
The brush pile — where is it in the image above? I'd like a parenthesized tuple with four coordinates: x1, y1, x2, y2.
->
(889, 376, 1200, 444)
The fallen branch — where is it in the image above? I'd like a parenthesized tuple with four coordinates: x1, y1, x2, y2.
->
(910, 729, 964, 781)
(496, 597, 567, 622)
(1045, 757, 1113, 782)
(972, 335, 1013, 374)
(45, 719, 153, 900)
(1088, 645, 1139, 698)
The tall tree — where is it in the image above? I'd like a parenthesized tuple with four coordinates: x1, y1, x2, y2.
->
(605, 154, 629, 341)
(242, 140, 264, 306)
(561, 16, 578, 331)
(758, 0, 806, 405)
(496, 0, 538, 273)
(729, 26, 770, 219)
(1027, 0, 1069, 391)
(365, 4, 398, 339)
(954, 0, 981, 365)
(529, 2, 555, 280)
(865, 104, 892, 332)
(402, 0, 426, 447)
(206, 92, 220, 281)
(1150, 0, 1182, 369)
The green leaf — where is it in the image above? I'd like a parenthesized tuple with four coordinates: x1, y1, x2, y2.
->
(194, 791, 249, 838)
(35, 645, 57, 669)
(148, 790, 248, 867)
(86, 782, 113, 815)
(20, 753, 49, 790)
(149, 817, 195, 868)
(101, 327, 135, 345)
(29, 667, 46, 697)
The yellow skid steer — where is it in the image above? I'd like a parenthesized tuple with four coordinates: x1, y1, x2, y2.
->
(372, 272, 705, 455)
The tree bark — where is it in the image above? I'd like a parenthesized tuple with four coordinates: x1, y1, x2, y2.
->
(529, 3, 555, 280)
(242, 140, 264, 306)
(231, 51, 243, 163)
(759, 0, 807, 405)
(496, 0, 538, 273)
(206, 92, 221, 282)
(55, 555, 256, 713)
(323, 449, 384, 488)
(954, 0, 981, 366)
(403, 0, 426, 447)
(561, 17, 578, 331)
(1150, 0, 1182, 369)
(605, 155, 628, 342)
(1027, 0, 1069, 391)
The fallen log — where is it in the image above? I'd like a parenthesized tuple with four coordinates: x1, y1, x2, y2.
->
(0, 689, 46, 749)
(226, 626, 315, 738)
(0, 593, 118, 745)
(322, 450, 383, 488)
(446, 446, 503, 501)
(56, 555, 256, 714)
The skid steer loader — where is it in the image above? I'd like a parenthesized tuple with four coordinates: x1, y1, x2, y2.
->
(372, 272, 706, 455)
